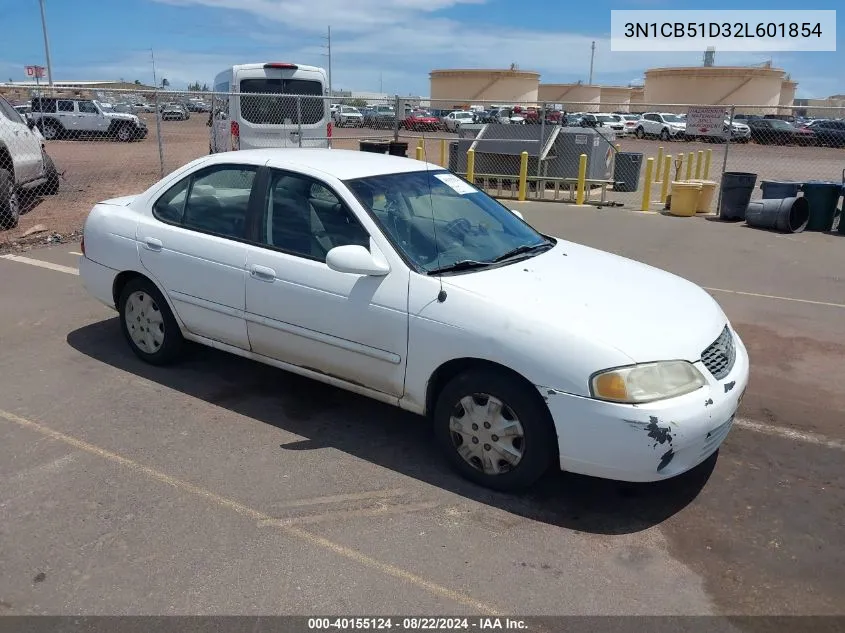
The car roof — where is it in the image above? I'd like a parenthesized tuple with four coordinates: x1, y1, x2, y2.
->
(204, 149, 444, 180)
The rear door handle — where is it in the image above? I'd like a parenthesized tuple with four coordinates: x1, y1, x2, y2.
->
(143, 237, 163, 251)
(249, 264, 276, 281)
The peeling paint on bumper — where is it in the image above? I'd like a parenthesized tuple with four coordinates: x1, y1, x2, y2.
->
(539, 328, 750, 483)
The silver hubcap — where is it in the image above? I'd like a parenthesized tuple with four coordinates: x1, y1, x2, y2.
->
(43, 125, 56, 139)
(449, 393, 525, 475)
(124, 290, 165, 354)
(118, 127, 131, 141)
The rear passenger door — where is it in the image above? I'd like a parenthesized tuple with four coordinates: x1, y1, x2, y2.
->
(137, 163, 260, 350)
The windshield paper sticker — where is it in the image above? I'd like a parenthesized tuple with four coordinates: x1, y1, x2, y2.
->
(435, 173, 478, 195)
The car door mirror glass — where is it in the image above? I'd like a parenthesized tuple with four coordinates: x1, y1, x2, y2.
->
(326, 245, 389, 276)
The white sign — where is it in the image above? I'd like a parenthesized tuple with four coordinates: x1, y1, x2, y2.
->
(686, 106, 726, 137)
(435, 173, 477, 195)
(575, 135, 587, 145)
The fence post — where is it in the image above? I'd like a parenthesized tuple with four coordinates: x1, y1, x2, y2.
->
(538, 102, 546, 178)
(440, 139, 447, 167)
(704, 149, 712, 179)
(660, 155, 672, 203)
(296, 96, 303, 148)
(655, 146, 664, 181)
(518, 151, 529, 201)
(466, 149, 475, 183)
(641, 157, 654, 211)
(716, 105, 735, 217)
(393, 95, 401, 143)
(576, 154, 587, 205)
(152, 88, 164, 178)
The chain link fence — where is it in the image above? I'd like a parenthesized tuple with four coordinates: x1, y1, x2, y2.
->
(1, 86, 843, 239)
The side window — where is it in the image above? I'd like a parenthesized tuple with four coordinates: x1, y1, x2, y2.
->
(78, 101, 98, 114)
(0, 97, 21, 122)
(182, 166, 257, 238)
(260, 170, 369, 261)
(153, 177, 191, 223)
(57, 100, 74, 112)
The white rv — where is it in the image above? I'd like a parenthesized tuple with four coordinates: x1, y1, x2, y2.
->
(209, 62, 331, 153)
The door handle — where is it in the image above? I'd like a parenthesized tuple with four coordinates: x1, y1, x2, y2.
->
(143, 237, 163, 251)
(249, 264, 276, 281)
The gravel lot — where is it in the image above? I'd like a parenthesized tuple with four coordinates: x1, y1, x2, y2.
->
(2, 115, 844, 246)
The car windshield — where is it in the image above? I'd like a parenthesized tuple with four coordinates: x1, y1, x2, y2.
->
(346, 170, 553, 274)
(661, 114, 683, 123)
(596, 115, 615, 123)
(769, 120, 795, 130)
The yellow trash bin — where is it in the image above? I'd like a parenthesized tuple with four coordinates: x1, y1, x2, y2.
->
(690, 179, 717, 213)
(669, 181, 702, 217)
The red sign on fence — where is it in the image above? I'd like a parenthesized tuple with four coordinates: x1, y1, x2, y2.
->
(25, 65, 46, 78)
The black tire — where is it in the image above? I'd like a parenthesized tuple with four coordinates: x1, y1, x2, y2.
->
(118, 277, 184, 365)
(39, 119, 62, 141)
(116, 124, 134, 142)
(659, 128, 670, 141)
(433, 369, 556, 491)
(635, 126, 645, 139)
(40, 152, 60, 196)
(0, 169, 20, 230)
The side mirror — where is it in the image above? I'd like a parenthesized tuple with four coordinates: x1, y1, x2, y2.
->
(326, 245, 389, 276)
(510, 209, 524, 220)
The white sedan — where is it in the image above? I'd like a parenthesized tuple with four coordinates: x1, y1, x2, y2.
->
(79, 149, 749, 491)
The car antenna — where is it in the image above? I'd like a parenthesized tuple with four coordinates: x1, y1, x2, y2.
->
(418, 109, 447, 303)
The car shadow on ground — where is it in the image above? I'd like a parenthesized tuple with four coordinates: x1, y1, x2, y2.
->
(67, 317, 716, 536)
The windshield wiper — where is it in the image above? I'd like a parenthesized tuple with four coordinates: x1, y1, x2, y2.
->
(492, 241, 553, 263)
(427, 259, 494, 275)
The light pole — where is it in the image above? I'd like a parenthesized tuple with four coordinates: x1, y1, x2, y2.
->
(38, 0, 54, 89)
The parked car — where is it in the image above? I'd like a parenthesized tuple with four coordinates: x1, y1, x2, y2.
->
(0, 95, 60, 229)
(723, 119, 751, 142)
(161, 103, 190, 121)
(617, 114, 640, 135)
(634, 112, 687, 140)
(30, 97, 148, 142)
(595, 114, 625, 133)
(333, 105, 364, 128)
(185, 100, 211, 113)
(489, 107, 525, 125)
(442, 110, 476, 132)
(804, 119, 845, 147)
(400, 111, 441, 131)
(78, 148, 749, 491)
(476, 110, 500, 124)
(747, 118, 815, 146)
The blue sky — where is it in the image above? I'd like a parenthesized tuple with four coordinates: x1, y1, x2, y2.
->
(1, 0, 842, 98)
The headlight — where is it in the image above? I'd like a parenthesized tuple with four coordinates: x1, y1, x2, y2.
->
(590, 361, 706, 404)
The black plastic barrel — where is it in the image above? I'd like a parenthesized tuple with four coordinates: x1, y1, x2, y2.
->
(388, 141, 409, 157)
(760, 180, 802, 199)
(745, 197, 810, 233)
(359, 140, 390, 154)
(612, 152, 643, 192)
(719, 172, 757, 220)
(802, 180, 844, 232)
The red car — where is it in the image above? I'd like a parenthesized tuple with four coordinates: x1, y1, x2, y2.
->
(401, 111, 441, 132)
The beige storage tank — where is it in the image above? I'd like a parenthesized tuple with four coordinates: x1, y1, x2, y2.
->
(779, 79, 797, 107)
(599, 86, 632, 112)
(430, 68, 539, 110)
(538, 83, 600, 112)
(644, 66, 790, 114)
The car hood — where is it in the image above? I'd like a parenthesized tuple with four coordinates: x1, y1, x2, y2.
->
(441, 241, 726, 363)
(105, 112, 139, 122)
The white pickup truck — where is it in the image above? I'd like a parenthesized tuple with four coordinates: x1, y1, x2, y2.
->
(0, 95, 60, 229)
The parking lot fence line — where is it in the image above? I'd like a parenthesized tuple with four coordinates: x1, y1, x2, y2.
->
(393, 95, 401, 143)
(152, 87, 164, 179)
(655, 146, 664, 182)
(576, 154, 588, 206)
(641, 157, 655, 211)
(518, 151, 529, 201)
(661, 155, 672, 203)
(466, 148, 476, 183)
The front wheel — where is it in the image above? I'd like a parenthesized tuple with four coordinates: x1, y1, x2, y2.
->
(118, 277, 184, 365)
(116, 124, 134, 142)
(0, 169, 20, 230)
(660, 128, 670, 141)
(635, 127, 645, 139)
(433, 369, 556, 491)
(40, 152, 60, 195)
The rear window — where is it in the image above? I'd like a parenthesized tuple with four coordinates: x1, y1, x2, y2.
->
(239, 78, 324, 125)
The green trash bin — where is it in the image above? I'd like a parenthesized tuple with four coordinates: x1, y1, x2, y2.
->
(802, 180, 844, 232)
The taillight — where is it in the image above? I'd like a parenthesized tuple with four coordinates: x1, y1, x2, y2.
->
(264, 63, 298, 70)
(327, 121, 332, 138)
(230, 121, 239, 137)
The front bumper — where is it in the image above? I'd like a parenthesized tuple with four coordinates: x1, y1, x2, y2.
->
(540, 327, 750, 483)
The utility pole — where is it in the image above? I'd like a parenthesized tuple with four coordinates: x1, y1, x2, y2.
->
(38, 0, 54, 89)
(321, 26, 333, 97)
(588, 41, 595, 85)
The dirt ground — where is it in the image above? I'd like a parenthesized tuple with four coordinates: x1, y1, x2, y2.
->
(3, 115, 844, 247)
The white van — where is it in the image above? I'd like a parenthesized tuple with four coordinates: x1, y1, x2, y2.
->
(209, 62, 331, 153)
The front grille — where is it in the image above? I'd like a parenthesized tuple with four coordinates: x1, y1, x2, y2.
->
(701, 325, 736, 380)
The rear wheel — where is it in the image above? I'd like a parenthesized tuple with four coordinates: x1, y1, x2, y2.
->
(635, 126, 645, 139)
(433, 369, 556, 491)
(659, 128, 670, 141)
(118, 277, 184, 365)
(0, 169, 20, 230)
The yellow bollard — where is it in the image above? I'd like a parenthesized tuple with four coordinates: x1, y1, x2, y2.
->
(518, 151, 529, 201)
(640, 157, 654, 211)
(686, 152, 694, 181)
(576, 154, 587, 205)
(440, 138, 447, 167)
(660, 155, 672, 203)
(466, 149, 475, 184)
(415, 144, 424, 161)
(704, 149, 712, 179)
(695, 151, 703, 179)
(655, 146, 664, 181)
